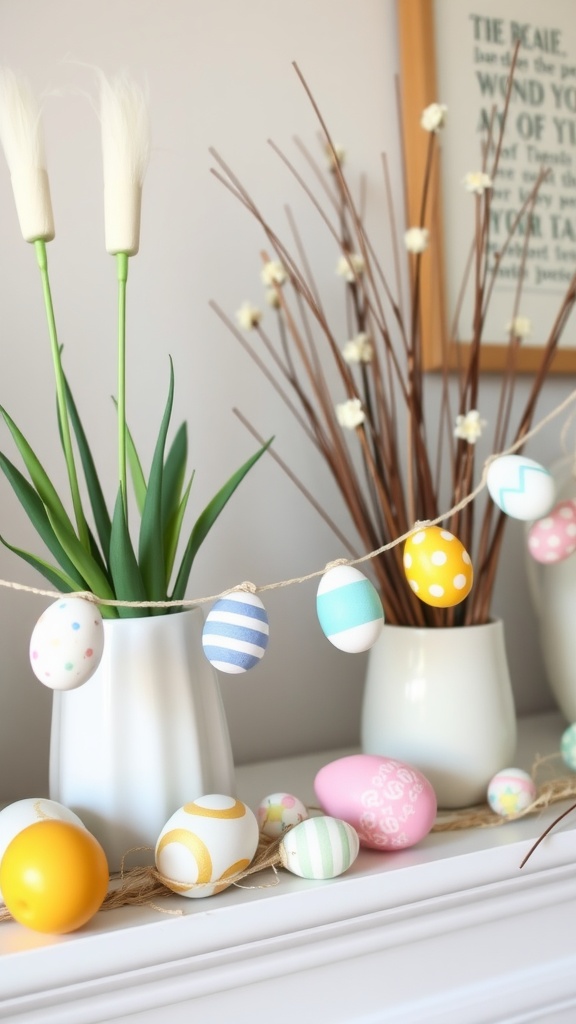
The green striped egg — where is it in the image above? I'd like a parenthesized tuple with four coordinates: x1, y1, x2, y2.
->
(279, 815, 359, 879)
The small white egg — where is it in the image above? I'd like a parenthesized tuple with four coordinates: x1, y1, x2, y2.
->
(486, 455, 555, 521)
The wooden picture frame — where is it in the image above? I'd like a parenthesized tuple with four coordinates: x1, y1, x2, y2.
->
(397, 0, 576, 373)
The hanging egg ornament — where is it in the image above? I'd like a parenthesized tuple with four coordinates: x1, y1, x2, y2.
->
(487, 768, 537, 817)
(403, 526, 473, 608)
(202, 592, 269, 673)
(278, 816, 360, 879)
(29, 598, 104, 690)
(314, 754, 437, 850)
(560, 723, 576, 771)
(527, 499, 576, 563)
(256, 792, 309, 838)
(316, 565, 384, 653)
(486, 455, 555, 521)
(155, 795, 259, 898)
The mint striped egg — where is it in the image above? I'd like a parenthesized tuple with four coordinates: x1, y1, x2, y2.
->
(279, 816, 360, 879)
(317, 565, 384, 653)
(202, 593, 269, 673)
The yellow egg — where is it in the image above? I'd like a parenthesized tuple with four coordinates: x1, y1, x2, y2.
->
(403, 526, 473, 608)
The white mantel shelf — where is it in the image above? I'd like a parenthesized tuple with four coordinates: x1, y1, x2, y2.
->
(2, 712, 576, 1024)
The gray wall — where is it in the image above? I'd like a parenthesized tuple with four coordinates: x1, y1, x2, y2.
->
(0, 0, 573, 801)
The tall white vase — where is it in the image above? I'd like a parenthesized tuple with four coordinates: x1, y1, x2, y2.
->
(360, 620, 517, 809)
(49, 607, 235, 871)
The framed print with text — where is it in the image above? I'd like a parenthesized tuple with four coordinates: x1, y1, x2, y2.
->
(397, 0, 576, 372)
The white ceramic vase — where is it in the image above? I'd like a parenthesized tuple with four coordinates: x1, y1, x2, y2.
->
(525, 456, 576, 723)
(49, 607, 235, 871)
(360, 620, 517, 809)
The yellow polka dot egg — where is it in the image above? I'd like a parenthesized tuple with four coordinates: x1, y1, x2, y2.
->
(403, 526, 473, 608)
(155, 795, 259, 898)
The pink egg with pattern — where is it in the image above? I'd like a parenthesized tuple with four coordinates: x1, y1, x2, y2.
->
(527, 499, 576, 563)
(314, 754, 437, 850)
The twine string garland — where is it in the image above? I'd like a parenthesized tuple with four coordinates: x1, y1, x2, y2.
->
(0, 387, 575, 611)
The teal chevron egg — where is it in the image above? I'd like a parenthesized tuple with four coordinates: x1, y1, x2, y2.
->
(486, 455, 555, 521)
(316, 565, 384, 653)
(202, 593, 269, 673)
(279, 816, 360, 879)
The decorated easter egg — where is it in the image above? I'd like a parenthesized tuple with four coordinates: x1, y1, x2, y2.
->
(29, 598, 104, 690)
(314, 754, 437, 850)
(256, 792, 309, 838)
(486, 455, 555, 521)
(560, 723, 576, 771)
(278, 816, 360, 879)
(487, 768, 537, 816)
(316, 565, 384, 653)
(527, 500, 576, 563)
(155, 795, 259, 898)
(403, 526, 473, 608)
(202, 592, 269, 673)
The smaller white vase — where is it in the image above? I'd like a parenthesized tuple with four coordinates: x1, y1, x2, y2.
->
(360, 620, 517, 809)
(49, 607, 235, 871)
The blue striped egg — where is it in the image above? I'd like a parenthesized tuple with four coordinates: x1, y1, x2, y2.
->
(202, 593, 269, 673)
(279, 816, 360, 879)
(486, 455, 555, 521)
(316, 565, 384, 652)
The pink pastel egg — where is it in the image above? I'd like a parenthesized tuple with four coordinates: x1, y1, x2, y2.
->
(314, 754, 437, 851)
(527, 499, 576, 564)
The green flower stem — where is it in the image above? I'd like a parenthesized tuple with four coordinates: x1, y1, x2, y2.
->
(34, 240, 90, 552)
(116, 252, 129, 517)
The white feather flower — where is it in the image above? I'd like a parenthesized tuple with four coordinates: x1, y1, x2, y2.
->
(0, 67, 55, 242)
(336, 252, 365, 282)
(236, 301, 262, 330)
(507, 316, 531, 338)
(421, 103, 447, 132)
(342, 332, 373, 364)
(99, 72, 151, 256)
(463, 171, 493, 195)
(260, 260, 286, 287)
(454, 409, 487, 444)
(336, 397, 365, 429)
(404, 227, 429, 254)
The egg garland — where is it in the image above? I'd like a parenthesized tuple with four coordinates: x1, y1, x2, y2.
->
(403, 526, 473, 608)
(29, 597, 104, 690)
(256, 792, 309, 838)
(487, 768, 537, 817)
(527, 499, 576, 564)
(316, 564, 384, 653)
(486, 455, 555, 522)
(202, 592, 269, 673)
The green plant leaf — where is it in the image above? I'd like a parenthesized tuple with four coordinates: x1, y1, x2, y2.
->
(170, 437, 273, 604)
(164, 472, 194, 585)
(0, 406, 117, 603)
(64, 377, 112, 564)
(0, 451, 87, 589)
(112, 398, 147, 515)
(0, 534, 80, 594)
(109, 487, 148, 618)
(137, 360, 175, 610)
(162, 422, 187, 527)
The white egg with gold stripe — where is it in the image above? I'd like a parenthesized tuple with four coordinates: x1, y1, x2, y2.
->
(279, 815, 360, 879)
(155, 795, 259, 898)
